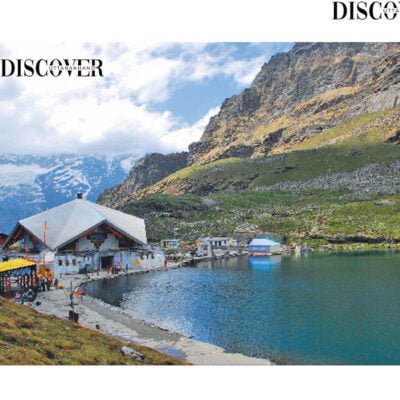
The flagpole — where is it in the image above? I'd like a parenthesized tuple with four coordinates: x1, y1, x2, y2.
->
(43, 221, 47, 268)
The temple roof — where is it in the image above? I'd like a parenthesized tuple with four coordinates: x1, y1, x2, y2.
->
(3, 199, 147, 251)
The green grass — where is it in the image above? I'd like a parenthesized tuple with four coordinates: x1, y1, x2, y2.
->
(145, 142, 399, 195)
(165, 157, 243, 181)
(0, 297, 185, 365)
(292, 110, 386, 151)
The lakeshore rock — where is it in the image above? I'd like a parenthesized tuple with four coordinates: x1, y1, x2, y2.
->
(375, 199, 396, 206)
(121, 346, 145, 360)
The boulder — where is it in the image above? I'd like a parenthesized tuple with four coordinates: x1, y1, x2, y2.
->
(121, 346, 144, 360)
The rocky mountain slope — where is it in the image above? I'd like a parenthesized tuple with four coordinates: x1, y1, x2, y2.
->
(189, 42, 400, 164)
(98, 152, 188, 208)
(0, 153, 140, 233)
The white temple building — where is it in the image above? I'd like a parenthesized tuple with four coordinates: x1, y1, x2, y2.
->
(2, 196, 164, 273)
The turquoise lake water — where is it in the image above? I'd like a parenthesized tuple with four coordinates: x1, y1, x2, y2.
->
(85, 251, 400, 364)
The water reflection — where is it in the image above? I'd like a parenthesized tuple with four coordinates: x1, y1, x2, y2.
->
(248, 256, 281, 271)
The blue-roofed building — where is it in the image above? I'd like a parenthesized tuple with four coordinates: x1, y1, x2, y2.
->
(247, 237, 282, 255)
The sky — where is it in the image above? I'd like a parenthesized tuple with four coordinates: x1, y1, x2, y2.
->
(0, 43, 293, 156)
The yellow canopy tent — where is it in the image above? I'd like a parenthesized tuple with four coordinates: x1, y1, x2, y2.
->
(0, 258, 37, 298)
(0, 258, 36, 273)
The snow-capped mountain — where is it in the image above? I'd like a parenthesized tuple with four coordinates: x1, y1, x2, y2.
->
(0, 153, 141, 234)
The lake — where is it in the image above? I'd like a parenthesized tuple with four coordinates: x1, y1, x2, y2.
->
(84, 251, 400, 364)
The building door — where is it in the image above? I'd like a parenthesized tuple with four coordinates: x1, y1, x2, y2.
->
(100, 256, 113, 270)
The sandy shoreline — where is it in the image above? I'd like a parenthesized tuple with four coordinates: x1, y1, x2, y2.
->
(35, 264, 272, 365)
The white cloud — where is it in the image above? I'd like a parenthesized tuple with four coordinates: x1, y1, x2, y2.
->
(222, 56, 267, 85)
(159, 106, 220, 152)
(0, 42, 283, 156)
(0, 163, 46, 187)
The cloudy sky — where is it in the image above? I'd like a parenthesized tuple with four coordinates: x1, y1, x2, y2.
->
(0, 43, 293, 156)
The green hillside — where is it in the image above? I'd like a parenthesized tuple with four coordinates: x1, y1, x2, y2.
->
(126, 189, 400, 248)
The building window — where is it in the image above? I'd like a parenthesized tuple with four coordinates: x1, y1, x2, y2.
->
(58, 259, 63, 266)
(72, 259, 77, 266)
(66, 259, 70, 266)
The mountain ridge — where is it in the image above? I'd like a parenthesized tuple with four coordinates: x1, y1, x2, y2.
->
(188, 42, 400, 164)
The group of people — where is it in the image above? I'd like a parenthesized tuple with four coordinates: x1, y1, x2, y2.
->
(37, 277, 58, 292)
(14, 276, 59, 305)
(15, 287, 36, 304)
(107, 265, 123, 275)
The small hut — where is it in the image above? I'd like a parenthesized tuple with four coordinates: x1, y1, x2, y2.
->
(198, 237, 230, 248)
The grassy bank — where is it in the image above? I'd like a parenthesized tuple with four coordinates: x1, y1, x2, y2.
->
(125, 190, 400, 247)
(0, 297, 185, 365)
